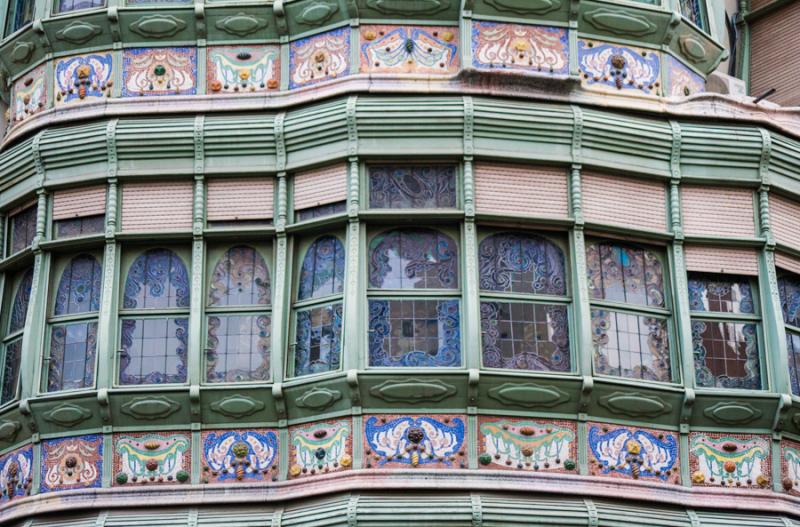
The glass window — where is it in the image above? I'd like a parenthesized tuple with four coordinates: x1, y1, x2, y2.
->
(368, 228, 461, 368)
(679, 0, 707, 31)
(55, 0, 104, 13)
(368, 166, 457, 209)
(778, 273, 800, 395)
(119, 248, 190, 385)
(291, 235, 345, 377)
(296, 201, 347, 222)
(479, 232, 570, 372)
(205, 245, 271, 383)
(1, 268, 33, 405)
(54, 215, 105, 240)
(587, 241, 673, 382)
(5, 0, 34, 35)
(9, 204, 36, 255)
(689, 275, 761, 390)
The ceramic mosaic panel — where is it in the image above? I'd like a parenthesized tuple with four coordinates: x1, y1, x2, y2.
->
(666, 55, 705, 97)
(471, 21, 568, 75)
(364, 414, 467, 469)
(689, 432, 770, 488)
(113, 432, 191, 485)
(478, 418, 576, 472)
(587, 423, 680, 484)
(289, 27, 350, 89)
(122, 47, 197, 97)
(54, 52, 113, 106)
(360, 25, 459, 75)
(10, 64, 47, 125)
(0, 445, 32, 502)
(201, 429, 278, 484)
(578, 40, 661, 97)
(207, 46, 280, 94)
(288, 419, 351, 478)
(40, 434, 103, 492)
(782, 438, 800, 495)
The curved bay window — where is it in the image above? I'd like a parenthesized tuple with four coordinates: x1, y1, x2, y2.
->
(479, 232, 570, 372)
(779, 273, 800, 396)
(290, 235, 345, 377)
(587, 241, 674, 383)
(205, 245, 271, 383)
(119, 248, 191, 385)
(690, 275, 762, 390)
(45, 254, 102, 392)
(1, 268, 32, 405)
(367, 228, 461, 368)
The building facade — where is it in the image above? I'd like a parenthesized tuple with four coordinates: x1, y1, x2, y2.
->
(0, 0, 795, 525)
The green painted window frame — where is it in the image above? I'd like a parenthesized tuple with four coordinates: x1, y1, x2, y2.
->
(0, 266, 32, 409)
(3, 0, 34, 38)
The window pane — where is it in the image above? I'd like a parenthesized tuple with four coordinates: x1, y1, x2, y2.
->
(779, 276, 800, 328)
(123, 249, 190, 309)
(369, 166, 456, 209)
(10, 205, 36, 254)
(298, 236, 345, 301)
(296, 201, 346, 222)
(369, 229, 458, 289)
(0, 339, 21, 404)
(9, 268, 33, 334)
(54, 255, 102, 316)
(591, 309, 672, 382)
(206, 315, 270, 383)
(208, 246, 270, 307)
(54, 215, 105, 239)
(788, 332, 800, 397)
(57, 0, 104, 12)
(688, 276, 754, 314)
(5, 0, 33, 34)
(293, 303, 343, 377)
(586, 242, 665, 308)
(119, 317, 188, 385)
(48, 321, 97, 392)
(679, 0, 705, 30)
(479, 232, 566, 295)
(481, 301, 569, 372)
(368, 299, 461, 367)
(692, 319, 761, 389)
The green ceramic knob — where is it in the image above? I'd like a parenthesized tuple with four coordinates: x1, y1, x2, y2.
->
(115, 472, 128, 485)
(563, 459, 576, 471)
(478, 453, 492, 466)
(176, 470, 190, 483)
(153, 64, 167, 76)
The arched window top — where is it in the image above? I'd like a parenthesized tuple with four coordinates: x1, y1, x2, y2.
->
(369, 228, 458, 289)
(780, 275, 800, 328)
(208, 246, 270, 307)
(54, 255, 102, 316)
(298, 236, 345, 301)
(9, 268, 33, 333)
(479, 232, 566, 295)
(123, 249, 190, 310)
(586, 241, 664, 308)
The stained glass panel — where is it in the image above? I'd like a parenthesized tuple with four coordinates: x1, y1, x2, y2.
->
(47, 321, 97, 392)
(119, 317, 189, 385)
(692, 319, 760, 389)
(123, 249, 190, 309)
(369, 229, 458, 289)
(57, 0, 104, 12)
(54, 215, 105, 239)
(10, 205, 36, 255)
(54, 255, 102, 316)
(208, 246, 270, 307)
(0, 339, 21, 404)
(779, 276, 800, 328)
(679, 0, 705, 30)
(480, 301, 569, 371)
(688, 276, 754, 314)
(368, 299, 461, 367)
(293, 303, 343, 377)
(298, 236, 345, 301)
(296, 201, 347, 222)
(206, 315, 270, 383)
(591, 309, 671, 382)
(586, 242, 665, 308)
(369, 166, 457, 209)
(479, 233, 566, 295)
(9, 268, 33, 334)
(788, 332, 800, 396)
(5, 0, 33, 35)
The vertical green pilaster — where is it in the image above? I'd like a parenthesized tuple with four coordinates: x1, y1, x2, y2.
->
(280, 37, 290, 91)
(343, 97, 361, 371)
(97, 177, 118, 392)
(568, 0, 580, 78)
(460, 8, 472, 70)
(22, 191, 48, 400)
(189, 177, 204, 388)
(272, 174, 288, 385)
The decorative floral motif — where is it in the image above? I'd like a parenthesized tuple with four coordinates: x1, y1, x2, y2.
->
(206, 46, 280, 94)
(782, 439, 800, 495)
(208, 246, 270, 307)
(365, 415, 466, 468)
(10, 268, 34, 334)
(0, 446, 32, 501)
(54, 53, 113, 106)
(298, 236, 345, 301)
(113, 432, 191, 485)
(478, 418, 575, 472)
(592, 310, 671, 382)
(471, 21, 568, 75)
(119, 317, 189, 385)
(666, 55, 705, 97)
(40, 434, 102, 492)
(588, 424, 679, 484)
(368, 166, 457, 210)
(9, 64, 46, 125)
(122, 47, 197, 97)
(360, 25, 458, 74)
(123, 249, 190, 309)
(578, 40, 661, 96)
(689, 433, 770, 488)
(54, 254, 103, 316)
(201, 430, 278, 483)
(692, 319, 760, 389)
(289, 27, 350, 89)
(289, 420, 351, 478)
(48, 321, 97, 392)
(586, 242, 665, 307)
(369, 229, 458, 289)
(206, 315, 270, 383)
(688, 277, 754, 314)
(479, 232, 566, 295)
(294, 303, 343, 376)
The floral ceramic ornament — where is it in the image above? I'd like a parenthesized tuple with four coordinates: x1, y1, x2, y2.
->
(479, 419, 575, 471)
(365, 415, 466, 468)
(201, 430, 278, 483)
(40, 434, 103, 492)
(114, 433, 191, 485)
(289, 420, 351, 477)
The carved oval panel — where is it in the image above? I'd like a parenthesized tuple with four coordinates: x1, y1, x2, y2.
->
(485, 0, 561, 15)
(210, 394, 265, 418)
(365, 0, 450, 15)
(120, 396, 181, 420)
(295, 387, 342, 410)
(215, 13, 269, 37)
(678, 35, 707, 63)
(583, 8, 657, 36)
(487, 382, 570, 408)
(56, 21, 103, 44)
(598, 392, 672, 418)
(296, 1, 340, 26)
(703, 401, 762, 425)
(43, 403, 92, 427)
(129, 15, 188, 38)
(370, 379, 456, 403)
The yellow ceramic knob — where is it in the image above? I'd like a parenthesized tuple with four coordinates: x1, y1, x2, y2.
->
(340, 455, 352, 468)
(364, 30, 377, 41)
(441, 31, 454, 42)
(289, 464, 302, 477)
(757, 475, 769, 487)
(691, 470, 705, 484)
(625, 440, 640, 455)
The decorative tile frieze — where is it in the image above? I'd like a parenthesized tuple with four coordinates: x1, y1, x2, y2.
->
(364, 414, 467, 469)
(288, 419, 352, 478)
(54, 52, 113, 106)
(113, 431, 191, 485)
(206, 46, 280, 94)
(201, 429, 279, 484)
(0, 445, 32, 502)
(578, 40, 661, 97)
(782, 438, 800, 495)
(471, 21, 568, 76)
(122, 47, 198, 97)
(40, 434, 103, 492)
(665, 55, 705, 98)
(689, 432, 770, 488)
(588, 423, 680, 484)
(360, 25, 459, 75)
(289, 27, 351, 89)
(478, 417, 576, 472)
(9, 64, 47, 124)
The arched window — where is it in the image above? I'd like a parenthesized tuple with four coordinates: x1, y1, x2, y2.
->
(479, 232, 570, 372)
(779, 273, 800, 396)
(46, 254, 102, 392)
(587, 241, 673, 383)
(291, 235, 345, 377)
(119, 248, 190, 385)
(1, 268, 33, 404)
(206, 245, 271, 383)
(367, 228, 461, 368)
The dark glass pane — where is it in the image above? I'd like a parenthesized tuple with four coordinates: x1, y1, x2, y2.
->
(119, 317, 188, 385)
(788, 332, 800, 396)
(688, 276, 754, 314)
(586, 242, 664, 307)
(208, 246, 270, 307)
(679, 0, 705, 30)
(369, 229, 458, 289)
(54, 254, 102, 316)
(57, 0, 104, 12)
(479, 232, 566, 295)
(779, 276, 800, 328)
(692, 319, 761, 389)
(368, 299, 461, 367)
(298, 236, 345, 301)
(54, 215, 105, 239)
(0, 339, 21, 404)
(123, 249, 190, 309)
(5, 0, 33, 34)
(206, 220, 273, 229)
(10, 205, 36, 254)
(293, 303, 343, 377)
(296, 201, 347, 222)
(481, 301, 569, 372)
(369, 166, 456, 209)
(206, 314, 270, 383)
(591, 309, 672, 382)
(9, 268, 33, 334)
(47, 321, 97, 392)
